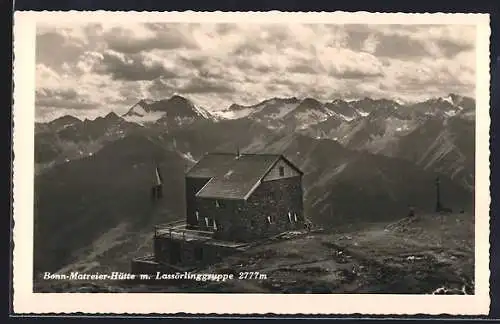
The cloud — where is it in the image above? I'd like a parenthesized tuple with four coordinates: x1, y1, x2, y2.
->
(104, 24, 199, 54)
(317, 48, 385, 79)
(36, 88, 95, 110)
(35, 63, 138, 120)
(147, 75, 234, 98)
(372, 33, 430, 59)
(34, 22, 477, 120)
(178, 77, 235, 94)
(35, 64, 99, 112)
(35, 30, 87, 73)
(93, 50, 179, 81)
(343, 24, 475, 59)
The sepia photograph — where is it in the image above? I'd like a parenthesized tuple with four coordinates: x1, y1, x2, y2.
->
(12, 11, 490, 314)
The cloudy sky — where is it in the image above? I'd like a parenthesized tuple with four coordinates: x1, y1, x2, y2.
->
(35, 22, 476, 121)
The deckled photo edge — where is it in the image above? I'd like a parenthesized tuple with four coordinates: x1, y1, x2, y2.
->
(12, 11, 36, 314)
(12, 11, 491, 315)
(474, 14, 491, 307)
(13, 10, 490, 24)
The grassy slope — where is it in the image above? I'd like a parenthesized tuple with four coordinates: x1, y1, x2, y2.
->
(35, 212, 474, 294)
(194, 212, 474, 294)
(33, 135, 186, 275)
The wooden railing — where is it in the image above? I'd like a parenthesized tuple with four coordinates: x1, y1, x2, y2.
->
(153, 220, 214, 239)
(133, 253, 155, 261)
(154, 219, 185, 229)
(153, 219, 183, 238)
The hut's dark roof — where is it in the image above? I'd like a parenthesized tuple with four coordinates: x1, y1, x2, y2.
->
(186, 153, 301, 200)
(185, 153, 240, 179)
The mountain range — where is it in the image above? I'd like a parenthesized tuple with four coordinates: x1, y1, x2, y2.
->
(33, 93, 475, 274)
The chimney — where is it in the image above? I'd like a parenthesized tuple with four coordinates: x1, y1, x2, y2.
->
(154, 164, 163, 186)
(151, 164, 163, 201)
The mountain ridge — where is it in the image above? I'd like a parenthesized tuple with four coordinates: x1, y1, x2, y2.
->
(38, 93, 475, 126)
(35, 93, 475, 182)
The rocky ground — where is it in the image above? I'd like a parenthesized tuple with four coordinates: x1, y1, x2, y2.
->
(34, 212, 474, 294)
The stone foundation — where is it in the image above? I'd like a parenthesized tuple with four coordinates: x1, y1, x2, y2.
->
(153, 235, 243, 268)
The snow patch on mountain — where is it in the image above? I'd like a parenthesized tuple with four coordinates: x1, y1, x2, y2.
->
(126, 103, 148, 117)
(215, 99, 300, 121)
(333, 112, 356, 122)
(180, 151, 196, 163)
(123, 111, 166, 125)
(442, 95, 454, 105)
(214, 108, 253, 120)
(356, 109, 369, 117)
(213, 102, 265, 120)
(121, 96, 216, 125)
(384, 118, 414, 135)
(174, 116, 197, 126)
(62, 123, 75, 129)
(191, 104, 214, 120)
(445, 110, 458, 117)
(392, 97, 411, 105)
(294, 110, 332, 129)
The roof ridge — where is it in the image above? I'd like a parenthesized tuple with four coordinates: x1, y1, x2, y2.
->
(205, 152, 237, 155)
(204, 152, 283, 157)
(240, 153, 281, 156)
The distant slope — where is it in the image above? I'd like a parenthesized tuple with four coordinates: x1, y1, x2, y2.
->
(35, 112, 144, 173)
(160, 117, 277, 159)
(34, 134, 187, 274)
(387, 116, 475, 190)
(251, 134, 473, 226)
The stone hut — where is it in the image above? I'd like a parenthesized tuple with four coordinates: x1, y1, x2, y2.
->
(132, 152, 305, 274)
(185, 152, 304, 242)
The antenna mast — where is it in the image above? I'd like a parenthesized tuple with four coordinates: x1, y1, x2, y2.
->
(435, 176, 442, 212)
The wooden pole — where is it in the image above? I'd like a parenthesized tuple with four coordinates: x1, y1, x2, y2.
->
(435, 177, 442, 212)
